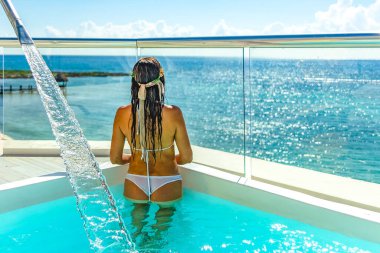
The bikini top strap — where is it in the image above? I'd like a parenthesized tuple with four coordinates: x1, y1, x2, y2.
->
(158, 143, 174, 151)
(133, 143, 174, 152)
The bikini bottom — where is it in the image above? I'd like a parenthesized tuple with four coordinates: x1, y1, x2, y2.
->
(125, 173, 182, 197)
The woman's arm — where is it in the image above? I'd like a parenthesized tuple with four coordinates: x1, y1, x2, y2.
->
(173, 107, 193, 164)
(110, 107, 131, 165)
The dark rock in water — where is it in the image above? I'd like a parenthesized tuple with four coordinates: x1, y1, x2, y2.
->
(55, 72, 68, 86)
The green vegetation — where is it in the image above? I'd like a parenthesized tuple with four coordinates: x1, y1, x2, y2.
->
(4, 70, 32, 78)
(4, 70, 131, 79)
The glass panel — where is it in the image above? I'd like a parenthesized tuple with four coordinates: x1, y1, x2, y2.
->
(0, 46, 3, 156)
(249, 48, 380, 184)
(3, 47, 40, 140)
(3, 47, 137, 141)
(139, 48, 245, 174)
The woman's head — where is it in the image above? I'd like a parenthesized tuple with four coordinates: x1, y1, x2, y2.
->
(131, 57, 165, 105)
(130, 57, 165, 159)
(132, 57, 164, 85)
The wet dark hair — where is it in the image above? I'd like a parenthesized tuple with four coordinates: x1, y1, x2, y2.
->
(131, 57, 165, 160)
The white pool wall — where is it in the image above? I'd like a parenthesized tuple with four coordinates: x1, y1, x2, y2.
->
(2, 140, 380, 244)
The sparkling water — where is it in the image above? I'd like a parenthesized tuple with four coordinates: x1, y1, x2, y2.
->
(21, 45, 135, 252)
(3, 56, 380, 183)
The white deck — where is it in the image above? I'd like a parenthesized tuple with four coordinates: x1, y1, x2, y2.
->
(0, 139, 112, 184)
(2, 139, 380, 212)
(0, 156, 110, 184)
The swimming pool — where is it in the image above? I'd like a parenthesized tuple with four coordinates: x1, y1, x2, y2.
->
(1, 184, 379, 253)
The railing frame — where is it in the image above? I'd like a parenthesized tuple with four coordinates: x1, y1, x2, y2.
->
(1, 33, 380, 178)
(0, 33, 380, 48)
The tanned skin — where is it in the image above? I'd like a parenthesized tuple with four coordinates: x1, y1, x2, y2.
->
(110, 104, 192, 203)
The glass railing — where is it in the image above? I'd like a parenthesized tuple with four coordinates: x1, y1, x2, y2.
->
(3, 48, 136, 140)
(248, 48, 380, 183)
(142, 48, 247, 174)
(0, 46, 3, 155)
(1, 34, 379, 184)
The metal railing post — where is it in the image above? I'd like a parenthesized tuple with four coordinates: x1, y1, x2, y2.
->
(243, 47, 252, 179)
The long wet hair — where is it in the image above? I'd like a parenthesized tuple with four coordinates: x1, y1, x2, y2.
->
(130, 57, 165, 160)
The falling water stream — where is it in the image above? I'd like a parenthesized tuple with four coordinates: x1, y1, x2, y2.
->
(22, 44, 136, 252)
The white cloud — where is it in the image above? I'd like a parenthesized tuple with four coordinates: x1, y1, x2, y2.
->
(45, 19, 257, 38)
(45, 20, 198, 38)
(45, 26, 63, 37)
(44, 0, 380, 38)
(314, 0, 380, 32)
(210, 19, 256, 36)
(263, 0, 380, 34)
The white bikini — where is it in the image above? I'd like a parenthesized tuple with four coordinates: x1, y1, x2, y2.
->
(125, 174, 182, 196)
(125, 144, 182, 201)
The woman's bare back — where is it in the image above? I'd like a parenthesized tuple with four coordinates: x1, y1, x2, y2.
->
(110, 104, 192, 202)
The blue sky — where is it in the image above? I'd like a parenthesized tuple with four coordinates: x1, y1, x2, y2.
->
(1, 0, 379, 38)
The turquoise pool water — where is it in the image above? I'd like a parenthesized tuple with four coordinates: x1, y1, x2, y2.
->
(0, 184, 379, 253)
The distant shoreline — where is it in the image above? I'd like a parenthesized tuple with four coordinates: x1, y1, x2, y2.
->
(4, 70, 131, 79)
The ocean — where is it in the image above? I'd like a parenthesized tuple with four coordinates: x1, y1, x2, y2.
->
(1, 55, 380, 183)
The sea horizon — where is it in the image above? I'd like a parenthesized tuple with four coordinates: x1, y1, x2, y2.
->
(1, 55, 380, 184)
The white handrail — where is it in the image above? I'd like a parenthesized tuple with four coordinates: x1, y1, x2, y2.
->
(0, 33, 379, 48)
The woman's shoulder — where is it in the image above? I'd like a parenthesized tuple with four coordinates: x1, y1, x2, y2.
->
(117, 104, 131, 112)
(115, 104, 132, 118)
(163, 104, 185, 124)
(163, 104, 183, 115)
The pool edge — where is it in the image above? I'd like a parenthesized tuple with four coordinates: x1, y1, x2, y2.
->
(1, 162, 380, 244)
(179, 163, 380, 244)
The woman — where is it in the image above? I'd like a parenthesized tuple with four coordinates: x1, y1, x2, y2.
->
(110, 57, 192, 204)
